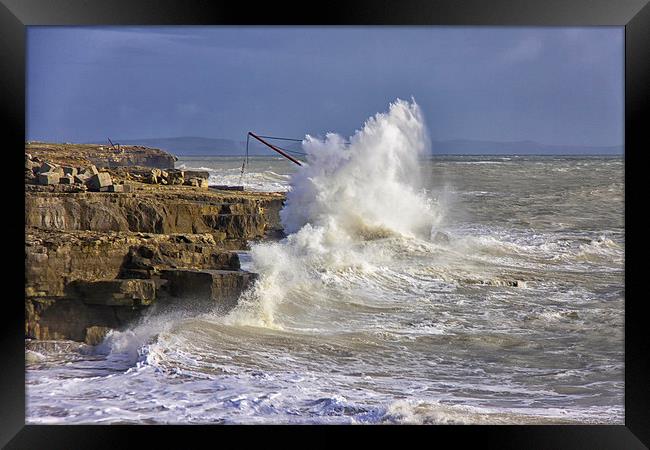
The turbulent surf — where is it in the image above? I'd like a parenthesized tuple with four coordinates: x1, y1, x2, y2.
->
(26, 100, 624, 424)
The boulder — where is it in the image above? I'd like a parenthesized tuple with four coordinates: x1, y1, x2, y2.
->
(38, 161, 58, 174)
(39, 162, 65, 175)
(184, 177, 209, 189)
(184, 170, 210, 180)
(79, 165, 99, 176)
(74, 174, 90, 185)
(167, 169, 185, 185)
(38, 172, 61, 185)
(87, 172, 113, 190)
(25, 158, 39, 171)
(25, 172, 37, 185)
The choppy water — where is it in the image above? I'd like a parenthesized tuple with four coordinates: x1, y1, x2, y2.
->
(27, 102, 623, 425)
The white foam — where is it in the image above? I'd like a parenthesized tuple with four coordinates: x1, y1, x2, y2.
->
(224, 99, 442, 327)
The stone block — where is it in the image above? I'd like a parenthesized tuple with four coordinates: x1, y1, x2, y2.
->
(59, 175, 75, 184)
(38, 162, 58, 174)
(87, 172, 113, 190)
(62, 166, 78, 176)
(74, 174, 90, 184)
(26, 159, 39, 171)
(80, 165, 99, 176)
(38, 172, 61, 185)
(100, 184, 124, 193)
(184, 170, 210, 180)
(167, 169, 185, 185)
(41, 163, 65, 175)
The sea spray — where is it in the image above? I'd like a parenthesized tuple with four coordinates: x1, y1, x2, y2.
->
(224, 99, 441, 327)
(282, 98, 435, 239)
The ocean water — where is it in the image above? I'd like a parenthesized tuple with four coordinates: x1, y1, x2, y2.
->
(26, 101, 624, 424)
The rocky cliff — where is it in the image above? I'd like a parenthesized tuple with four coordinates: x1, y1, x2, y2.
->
(26, 141, 178, 169)
(25, 143, 285, 343)
(25, 185, 284, 249)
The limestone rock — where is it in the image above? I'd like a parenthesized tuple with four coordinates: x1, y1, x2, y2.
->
(167, 169, 185, 185)
(80, 165, 99, 176)
(87, 172, 112, 190)
(38, 162, 58, 174)
(38, 172, 61, 185)
(184, 170, 210, 180)
(74, 174, 90, 184)
(71, 279, 156, 306)
(26, 158, 39, 171)
(25, 169, 37, 183)
(161, 269, 257, 312)
(26, 141, 177, 170)
(25, 189, 283, 245)
(62, 166, 78, 176)
(25, 228, 243, 299)
(84, 326, 112, 345)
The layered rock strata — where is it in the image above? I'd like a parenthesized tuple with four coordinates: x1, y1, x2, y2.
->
(25, 143, 285, 343)
(26, 142, 177, 169)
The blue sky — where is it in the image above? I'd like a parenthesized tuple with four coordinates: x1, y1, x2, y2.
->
(27, 26, 623, 147)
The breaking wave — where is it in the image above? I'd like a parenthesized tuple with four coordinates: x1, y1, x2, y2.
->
(26, 99, 624, 425)
(225, 99, 445, 327)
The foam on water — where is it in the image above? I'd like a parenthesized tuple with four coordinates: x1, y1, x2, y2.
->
(26, 99, 624, 425)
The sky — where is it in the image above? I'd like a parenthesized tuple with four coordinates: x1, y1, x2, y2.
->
(27, 26, 624, 148)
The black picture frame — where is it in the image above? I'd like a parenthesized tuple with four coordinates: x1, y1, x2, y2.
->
(2, 0, 647, 447)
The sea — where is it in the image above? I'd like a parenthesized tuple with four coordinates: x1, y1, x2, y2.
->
(26, 101, 624, 424)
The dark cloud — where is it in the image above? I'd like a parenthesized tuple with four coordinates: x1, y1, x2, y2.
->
(27, 26, 623, 148)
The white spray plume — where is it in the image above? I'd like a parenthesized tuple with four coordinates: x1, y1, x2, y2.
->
(224, 98, 439, 327)
(281, 98, 434, 240)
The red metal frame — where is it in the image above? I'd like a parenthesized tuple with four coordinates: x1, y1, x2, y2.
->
(248, 131, 303, 166)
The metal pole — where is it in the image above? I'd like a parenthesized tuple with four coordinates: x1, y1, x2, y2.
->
(248, 131, 303, 166)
